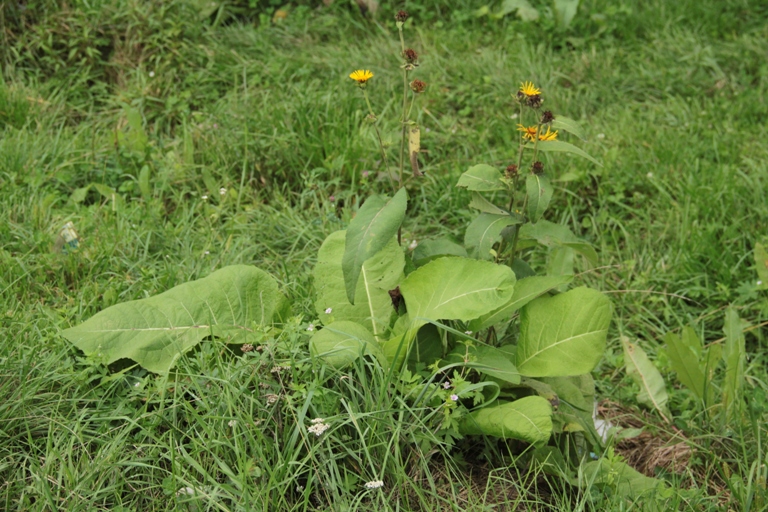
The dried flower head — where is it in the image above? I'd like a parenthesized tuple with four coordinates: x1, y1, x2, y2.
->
(540, 110, 555, 124)
(505, 164, 519, 178)
(410, 79, 426, 93)
(526, 94, 543, 109)
(241, 343, 254, 353)
(265, 393, 280, 405)
(349, 69, 374, 86)
(403, 48, 418, 63)
(519, 81, 541, 97)
(395, 10, 409, 22)
(532, 161, 545, 174)
(388, 287, 403, 311)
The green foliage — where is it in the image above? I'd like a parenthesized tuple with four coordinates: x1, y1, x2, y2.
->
(621, 337, 670, 422)
(62, 265, 286, 373)
(460, 396, 553, 444)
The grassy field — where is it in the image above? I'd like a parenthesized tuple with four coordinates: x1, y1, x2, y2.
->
(2, 0, 768, 509)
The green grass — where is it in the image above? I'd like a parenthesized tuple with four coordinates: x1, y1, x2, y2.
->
(2, 0, 768, 509)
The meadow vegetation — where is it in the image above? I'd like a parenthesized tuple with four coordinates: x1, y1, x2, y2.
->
(1, 0, 768, 510)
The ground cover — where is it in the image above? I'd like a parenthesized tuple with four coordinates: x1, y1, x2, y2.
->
(1, 0, 767, 510)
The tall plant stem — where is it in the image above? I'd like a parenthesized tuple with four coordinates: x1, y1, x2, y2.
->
(397, 26, 408, 188)
(362, 88, 397, 195)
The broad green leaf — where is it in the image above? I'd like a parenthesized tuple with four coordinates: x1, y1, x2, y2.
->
(664, 329, 706, 401)
(465, 213, 522, 260)
(469, 192, 509, 215)
(526, 140, 601, 166)
(755, 242, 768, 290)
(519, 220, 598, 265)
(517, 287, 611, 377)
(551, 115, 586, 141)
(469, 275, 572, 331)
(580, 460, 665, 498)
(621, 337, 670, 422)
(456, 164, 505, 192)
(495, 0, 539, 20)
(412, 238, 467, 267)
(460, 396, 552, 444)
(445, 344, 520, 384)
(70, 185, 91, 204)
(139, 165, 151, 202)
(314, 231, 403, 341)
(401, 257, 516, 324)
(553, 0, 580, 28)
(309, 321, 385, 368)
(526, 174, 553, 223)
(343, 188, 407, 304)
(722, 307, 746, 418)
(61, 265, 285, 373)
(547, 246, 574, 283)
(407, 323, 444, 367)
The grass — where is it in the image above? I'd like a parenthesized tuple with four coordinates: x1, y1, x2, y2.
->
(2, 0, 768, 509)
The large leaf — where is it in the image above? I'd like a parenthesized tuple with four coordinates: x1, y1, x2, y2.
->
(309, 321, 385, 368)
(343, 188, 407, 304)
(526, 174, 554, 223)
(664, 328, 706, 402)
(580, 459, 665, 498)
(519, 220, 598, 265)
(516, 287, 611, 377)
(469, 192, 510, 215)
(551, 115, 586, 141)
(622, 337, 670, 421)
(412, 238, 467, 267)
(465, 213, 522, 260)
(445, 344, 520, 385)
(553, 0, 580, 28)
(722, 307, 746, 418)
(61, 265, 285, 373)
(495, 0, 539, 20)
(314, 231, 403, 341)
(526, 140, 601, 166)
(755, 242, 768, 290)
(469, 275, 573, 331)
(401, 257, 516, 324)
(456, 164, 506, 192)
(460, 396, 552, 444)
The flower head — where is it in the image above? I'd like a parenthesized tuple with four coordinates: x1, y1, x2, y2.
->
(219, 187, 227, 196)
(526, 94, 543, 109)
(450, 394, 459, 402)
(324, 307, 333, 315)
(308, 418, 330, 436)
(395, 10, 409, 22)
(442, 381, 452, 389)
(538, 126, 558, 141)
(307, 323, 315, 332)
(349, 69, 374, 85)
(532, 161, 544, 175)
(517, 124, 538, 141)
(540, 110, 554, 124)
(365, 480, 385, 489)
(505, 164, 518, 178)
(403, 48, 418, 64)
(519, 81, 541, 97)
(410, 79, 426, 93)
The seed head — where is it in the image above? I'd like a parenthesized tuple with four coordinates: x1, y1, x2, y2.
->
(403, 48, 418, 64)
(505, 164, 519, 179)
(526, 94, 543, 109)
(540, 110, 554, 124)
(410, 79, 426, 93)
(395, 10, 409, 22)
(532, 161, 544, 175)
(241, 343, 254, 353)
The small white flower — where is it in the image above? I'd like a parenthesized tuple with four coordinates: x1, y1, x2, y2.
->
(307, 419, 330, 436)
(596, 133, 605, 139)
(408, 239, 418, 250)
(204, 250, 210, 255)
(364, 480, 384, 489)
(324, 307, 333, 315)
(296, 485, 304, 492)
(134, 382, 141, 387)
(149, 71, 155, 78)
(265, 394, 279, 405)
(450, 394, 459, 401)
(202, 195, 208, 200)
(510, 113, 519, 119)
(176, 487, 195, 496)
(758, 280, 763, 286)
(464, 330, 472, 335)
(307, 323, 315, 332)
(228, 420, 237, 427)
(219, 187, 227, 196)
(425, 127, 431, 133)
(442, 381, 451, 389)
(646, 172, 654, 178)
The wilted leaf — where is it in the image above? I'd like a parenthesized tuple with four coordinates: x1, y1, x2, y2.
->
(622, 337, 670, 422)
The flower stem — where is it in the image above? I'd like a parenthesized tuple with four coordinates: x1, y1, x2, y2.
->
(363, 88, 397, 194)
(398, 26, 408, 188)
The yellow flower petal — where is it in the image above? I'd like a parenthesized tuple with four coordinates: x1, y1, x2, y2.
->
(349, 69, 374, 84)
(519, 81, 541, 97)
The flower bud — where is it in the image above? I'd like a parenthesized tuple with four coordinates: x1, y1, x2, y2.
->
(403, 48, 418, 64)
(395, 10, 409, 22)
(540, 110, 554, 124)
(532, 161, 544, 175)
(505, 164, 519, 179)
(526, 94, 543, 109)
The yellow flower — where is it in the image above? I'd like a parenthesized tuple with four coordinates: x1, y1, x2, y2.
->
(349, 69, 374, 84)
(519, 81, 541, 97)
(538, 126, 558, 141)
(517, 124, 538, 141)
